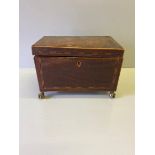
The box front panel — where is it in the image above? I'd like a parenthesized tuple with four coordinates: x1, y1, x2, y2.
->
(35, 56, 122, 91)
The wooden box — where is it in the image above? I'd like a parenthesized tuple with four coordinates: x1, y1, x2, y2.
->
(32, 36, 124, 98)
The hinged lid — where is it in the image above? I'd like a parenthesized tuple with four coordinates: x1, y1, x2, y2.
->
(32, 36, 124, 57)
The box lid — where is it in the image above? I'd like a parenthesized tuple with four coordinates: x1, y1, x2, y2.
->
(32, 36, 124, 57)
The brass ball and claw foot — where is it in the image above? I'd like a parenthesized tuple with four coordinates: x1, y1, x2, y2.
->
(38, 92, 45, 99)
(109, 91, 116, 98)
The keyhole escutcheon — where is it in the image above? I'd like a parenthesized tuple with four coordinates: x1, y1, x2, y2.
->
(77, 61, 82, 68)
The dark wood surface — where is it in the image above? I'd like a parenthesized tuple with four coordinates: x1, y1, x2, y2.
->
(33, 36, 124, 95)
(34, 56, 122, 91)
(32, 36, 124, 49)
(32, 36, 124, 57)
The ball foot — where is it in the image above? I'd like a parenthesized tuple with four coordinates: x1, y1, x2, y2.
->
(38, 92, 45, 99)
(109, 91, 116, 98)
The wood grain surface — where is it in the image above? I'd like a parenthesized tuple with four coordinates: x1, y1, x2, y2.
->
(32, 36, 124, 93)
(32, 36, 124, 57)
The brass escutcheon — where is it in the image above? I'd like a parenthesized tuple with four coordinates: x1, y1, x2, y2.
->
(77, 61, 82, 67)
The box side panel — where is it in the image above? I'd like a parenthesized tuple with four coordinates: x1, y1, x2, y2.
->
(37, 57, 122, 91)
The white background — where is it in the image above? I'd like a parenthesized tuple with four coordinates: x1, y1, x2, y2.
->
(1, 0, 155, 155)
